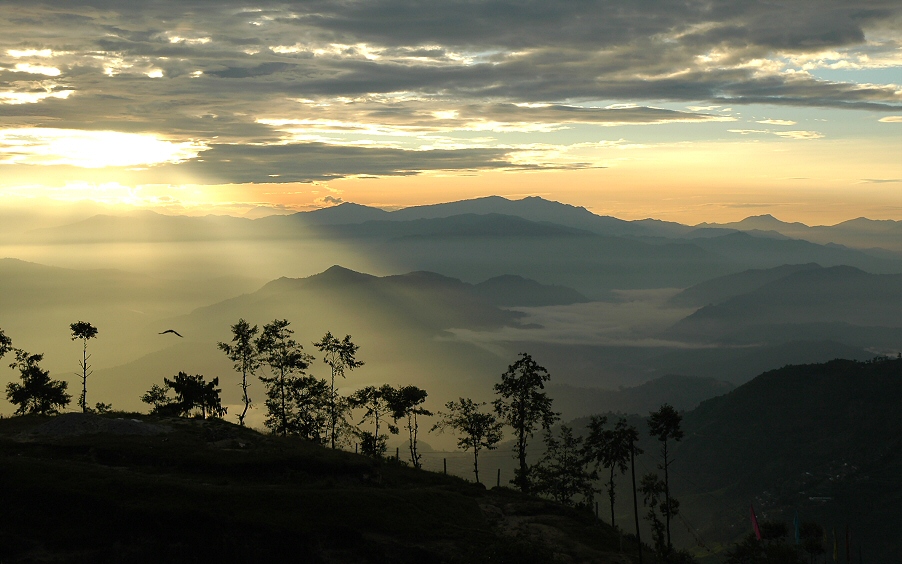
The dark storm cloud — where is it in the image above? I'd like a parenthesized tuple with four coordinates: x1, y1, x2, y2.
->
(153, 142, 558, 184)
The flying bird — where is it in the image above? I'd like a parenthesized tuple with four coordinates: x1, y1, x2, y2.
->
(159, 329, 184, 338)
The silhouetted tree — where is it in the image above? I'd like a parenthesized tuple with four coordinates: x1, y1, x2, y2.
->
(432, 397, 503, 484)
(169, 372, 224, 418)
(648, 403, 683, 551)
(628, 424, 645, 563)
(349, 384, 397, 458)
(532, 424, 594, 507)
(314, 332, 364, 449)
(584, 416, 636, 529)
(141, 372, 224, 418)
(7, 350, 71, 415)
(387, 385, 432, 468)
(256, 319, 314, 436)
(493, 352, 559, 492)
(0, 327, 11, 359)
(142, 383, 178, 415)
(639, 472, 669, 560)
(282, 374, 331, 443)
(94, 402, 113, 414)
(218, 318, 260, 426)
(70, 320, 98, 413)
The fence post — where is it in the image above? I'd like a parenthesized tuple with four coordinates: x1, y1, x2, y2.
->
(396, 447, 399, 461)
(496, 468, 500, 488)
(443, 458, 447, 475)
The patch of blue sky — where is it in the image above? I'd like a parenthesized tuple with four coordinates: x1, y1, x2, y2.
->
(805, 66, 901, 86)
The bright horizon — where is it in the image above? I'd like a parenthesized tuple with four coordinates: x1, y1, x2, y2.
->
(1, 2, 900, 226)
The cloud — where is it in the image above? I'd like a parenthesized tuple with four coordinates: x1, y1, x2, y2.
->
(879, 116, 902, 123)
(772, 130, 824, 140)
(756, 119, 797, 126)
(322, 195, 344, 204)
(859, 178, 901, 184)
(0, 0, 897, 185)
(0, 128, 206, 167)
(728, 128, 824, 140)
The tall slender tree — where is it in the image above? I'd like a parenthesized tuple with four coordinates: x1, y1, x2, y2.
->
(314, 332, 364, 449)
(432, 397, 503, 484)
(648, 403, 684, 552)
(584, 416, 636, 529)
(387, 385, 432, 469)
(629, 426, 645, 564)
(349, 384, 397, 458)
(218, 318, 260, 426)
(639, 473, 669, 559)
(493, 352, 559, 492)
(69, 321, 98, 413)
(255, 319, 314, 436)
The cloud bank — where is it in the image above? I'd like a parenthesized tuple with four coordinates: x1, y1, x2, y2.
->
(0, 0, 899, 187)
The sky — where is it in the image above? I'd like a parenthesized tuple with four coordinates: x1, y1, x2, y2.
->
(0, 0, 900, 225)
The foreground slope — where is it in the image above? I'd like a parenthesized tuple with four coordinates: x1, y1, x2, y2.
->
(0, 414, 631, 564)
(672, 357, 902, 562)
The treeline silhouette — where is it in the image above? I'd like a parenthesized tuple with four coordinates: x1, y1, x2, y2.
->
(2, 323, 892, 564)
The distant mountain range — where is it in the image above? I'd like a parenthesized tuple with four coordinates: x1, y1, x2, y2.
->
(18, 197, 901, 299)
(666, 265, 902, 347)
(22, 195, 902, 252)
(549, 374, 734, 417)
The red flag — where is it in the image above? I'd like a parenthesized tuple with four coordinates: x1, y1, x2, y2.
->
(750, 504, 762, 540)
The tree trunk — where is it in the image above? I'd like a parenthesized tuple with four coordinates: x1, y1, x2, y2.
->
(609, 465, 616, 529)
(239, 366, 249, 426)
(473, 447, 480, 483)
(279, 359, 287, 436)
(518, 423, 528, 492)
(329, 370, 337, 449)
(631, 443, 643, 564)
(81, 340, 88, 413)
(663, 439, 671, 550)
(409, 413, 418, 468)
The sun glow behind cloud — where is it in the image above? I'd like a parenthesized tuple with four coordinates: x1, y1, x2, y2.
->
(0, 129, 207, 168)
(0, 1, 898, 222)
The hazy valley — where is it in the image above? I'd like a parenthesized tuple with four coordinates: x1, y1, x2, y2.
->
(1, 196, 900, 562)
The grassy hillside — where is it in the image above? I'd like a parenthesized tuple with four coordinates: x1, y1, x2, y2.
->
(0, 413, 636, 564)
(672, 357, 902, 563)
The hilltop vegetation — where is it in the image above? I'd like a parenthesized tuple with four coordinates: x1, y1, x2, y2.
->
(0, 413, 629, 564)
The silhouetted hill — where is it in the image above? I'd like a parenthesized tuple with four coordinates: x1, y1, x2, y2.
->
(0, 413, 633, 563)
(667, 266, 902, 346)
(26, 211, 261, 243)
(549, 374, 734, 417)
(671, 357, 902, 563)
(311, 213, 591, 239)
(473, 275, 589, 306)
(648, 340, 875, 384)
(291, 201, 391, 225)
(686, 232, 901, 273)
(668, 263, 822, 307)
(700, 215, 902, 252)
(0, 258, 259, 371)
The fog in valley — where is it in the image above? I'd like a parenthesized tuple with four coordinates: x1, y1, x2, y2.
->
(2, 198, 899, 444)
